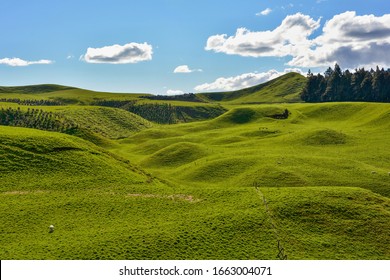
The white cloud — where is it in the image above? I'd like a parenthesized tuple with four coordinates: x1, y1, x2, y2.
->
(0, 57, 53, 67)
(173, 65, 202, 73)
(256, 8, 272, 16)
(194, 69, 302, 92)
(81, 42, 153, 64)
(66, 55, 74, 60)
(205, 13, 321, 58)
(289, 11, 390, 68)
(205, 11, 390, 69)
(166, 89, 184, 95)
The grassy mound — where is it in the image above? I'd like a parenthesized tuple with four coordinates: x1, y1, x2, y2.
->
(178, 157, 257, 183)
(0, 126, 147, 190)
(215, 106, 289, 125)
(262, 187, 390, 259)
(141, 142, 209, 168)
(303, 129, 348, 145)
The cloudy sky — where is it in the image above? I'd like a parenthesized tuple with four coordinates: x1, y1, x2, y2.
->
(1, 0, 389, 94)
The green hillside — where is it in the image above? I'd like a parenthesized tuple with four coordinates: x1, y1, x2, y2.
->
(0, 84, 76, 94)
(113, 102, 390, 259)
(0, 126, 278, 259)
(1, 76, 390, 260)
(0, 85, 148, 104)
(62, 107, 152, 139)
(199, 72, 306, 104)
(0, 103, 153, 145)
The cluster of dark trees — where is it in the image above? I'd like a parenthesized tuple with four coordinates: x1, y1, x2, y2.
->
(92, 99, 226, 124)
(0, 98, 64, 106)
(91, 99, 136, 108)
(92, 100, 181, 123)
(126, 103, 178, 124)
(301, 64, 390, 102)
(0, 107, 78, 132)
(140, 93, 204, 103)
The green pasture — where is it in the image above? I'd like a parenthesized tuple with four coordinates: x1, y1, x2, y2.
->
(1, 75, 389, 259)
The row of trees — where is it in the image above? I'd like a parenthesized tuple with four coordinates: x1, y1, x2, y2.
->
(91, 99, 136, 108)
(0, 98, 63, 106)
(92, 100, 181, 123)
(301, 64, 390, 102)
(126, 103, 178, 124)
(0, 107, 78, 132)
(92, 100, 226, 124)
(140, 93, 204, 103)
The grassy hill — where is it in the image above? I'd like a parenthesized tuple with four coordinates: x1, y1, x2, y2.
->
(1, 76, 390, 260)
(0, 126, 278, 259)
(113, 102, 390, 259)
(0, 85, 148, 104)
(198, 72, 306, 104)
(61, 106, 152, 139)
(0, 84, 76, 94)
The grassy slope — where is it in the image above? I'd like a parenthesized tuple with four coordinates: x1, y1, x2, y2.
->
(0, 102, 152, 141)
(0, 126, 276, 259)
(198, 72, 306, 104)
(0, 86, 148, 104)
(0, 84, 76, 94)
(62, 106, 152, 139)
(115, 102, 390, 259)
(1, 77, 390, 260)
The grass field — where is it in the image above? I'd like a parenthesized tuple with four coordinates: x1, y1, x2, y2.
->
(1, 74, 389, 260)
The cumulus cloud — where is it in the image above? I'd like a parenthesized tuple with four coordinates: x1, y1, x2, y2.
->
(205, 11, 390, 69)
(290, 11, 390, 68)
(205, 13, 320, 58)
(81, 42, 153, 64)
(173, 65, 202, 73)
(0, 57, 53, 67)
(256, 8, 272, 16)
(194, 69, 302, 92)
(166, 89, 184, 95)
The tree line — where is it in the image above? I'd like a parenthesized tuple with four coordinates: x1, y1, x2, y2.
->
(140, 93, 204, 103)
(301, 64, 390, 102)
(91, 99, 226, 124)
(0, 107, 78, 132)
(0, 98, 64, 106)
(92, 100, 177, 123)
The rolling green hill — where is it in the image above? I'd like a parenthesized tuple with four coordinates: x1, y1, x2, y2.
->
(112, 101, 390, 259)
(0, 126, 277, 260)
(198, 72, 306, 104)
(1, 76, 390, 260)
(0, 85, 148, 104)
(0, 84, 76, 94)
(62, 106, 152, 139)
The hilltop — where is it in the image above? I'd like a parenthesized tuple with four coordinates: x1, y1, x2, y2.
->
(198, 72, 306, 104)
(0, 84, 76, 94)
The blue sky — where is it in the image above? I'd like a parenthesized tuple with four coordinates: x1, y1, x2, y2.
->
(1, 0, 389, 94)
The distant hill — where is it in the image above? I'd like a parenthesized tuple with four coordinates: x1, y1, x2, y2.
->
(0, 84, 76, 94)
(198, 72, 306, 104)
